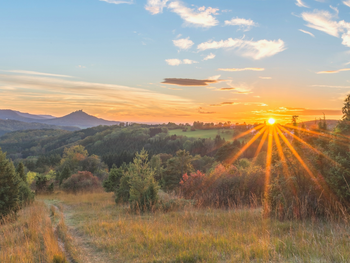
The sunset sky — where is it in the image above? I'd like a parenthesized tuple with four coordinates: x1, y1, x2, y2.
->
(1, 0, 350, 123)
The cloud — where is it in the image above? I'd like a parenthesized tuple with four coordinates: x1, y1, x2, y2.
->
(218, 67, 264, 72)
(317, 68, 350, 74)
(259, 76, 272, 80)
(197, 38, 286, 60)
(173, 37, 194, 50)
(165, 59, 198, 66)
(208, 75, 221, 80)
(296, 0, 309, 8)
(168, 1, 219, 28)
(203, 53, 216, 61)
(344, 1, 350, 7)
(210, 102, 236, 107)
(299, 29, 315, 37)
(224, 18, 257, 31)
(100, 0, 133, 4)
(0, 73, 195, 120)
(219, 88, 236, 91)
(301, 10, 350, 47)
(312, 84, 350, 88)
(198, 107, 216, 114)
(145, 0, 169, 14)
(162, 78, 221, 86)
(1, 70, 72, 78)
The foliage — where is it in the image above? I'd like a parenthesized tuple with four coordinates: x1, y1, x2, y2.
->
(103, 165, 124, 192)
(0, 148, 20, 218)
(61, 171, 101, 193)
(127, 149, 160, 212)
(163, 150, 194, 190)
(180, 164, 265, 207)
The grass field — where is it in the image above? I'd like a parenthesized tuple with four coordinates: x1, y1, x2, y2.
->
(2, 192, 347, 263)
(169, 128, 237, 141)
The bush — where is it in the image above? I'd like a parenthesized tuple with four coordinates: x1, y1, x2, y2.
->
(0, 148, 20, 218)
(103, 166, 123, 192)
(61, 171, 101, 193)
(180, 164, 265, 207)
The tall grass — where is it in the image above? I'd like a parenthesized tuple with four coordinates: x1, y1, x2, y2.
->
(52, 192, 350, 262)
(0, 201, 66, 263)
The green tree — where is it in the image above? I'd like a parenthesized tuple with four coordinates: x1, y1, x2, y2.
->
(16, 162, 26, 182)
(0, 148, 21, 218)
(103, 165, 124, 192)
(119, 149, 160, 212)
(164, 150, 194, 190)
(59, 166, 71, 185)
(337, 94, 350, 134)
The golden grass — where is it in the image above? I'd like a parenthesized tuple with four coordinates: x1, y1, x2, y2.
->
(44, 192, 350, 263)
(0, 201, 66, 263)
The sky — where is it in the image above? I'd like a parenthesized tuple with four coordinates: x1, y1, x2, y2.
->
(0, 0, 350, 124)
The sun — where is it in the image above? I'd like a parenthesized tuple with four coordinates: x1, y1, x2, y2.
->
(268, 118, 276, 125)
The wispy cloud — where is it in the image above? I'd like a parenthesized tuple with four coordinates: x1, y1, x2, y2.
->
(145, 0, 169, 14)
(165, 59, 198, 66)
(301, 10, 350, 47)
(100, 0, 133, 4)
(1, 70, 72, 78)
(0, 73, 195, 120)
(198, 107, 216, 114)
(210, 102, 236, 107)
(259, 76, 272, 80)
(197, 38, 286, 60)
(343, 1, 350, 8)
(173, 37, 194, 50)
(296, 0, 309, 8)
(317, 68, 350, 74)
(224, 18, 257, 31)
(203, 53, 216, 61)
(162, 78, 221, 86)
(168, 1, 219, 28)
(299, 29, 315, 37)
(218, 68, 264, 72)
(218, 88, 235, 91)
(312, 84, 350, 88)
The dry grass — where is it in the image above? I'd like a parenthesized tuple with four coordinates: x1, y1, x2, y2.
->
(0, 201, 66, 263)
(43, 192, 350, 263)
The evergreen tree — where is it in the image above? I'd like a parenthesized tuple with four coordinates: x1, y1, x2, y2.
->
(16, 162, 26, 182)
(0, 148, 21, 218)
(103, 165, 124, 192)
(337, 94, 350, 134)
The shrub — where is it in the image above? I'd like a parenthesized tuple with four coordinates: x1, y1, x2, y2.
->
(103, 166, 123, 192)
(180, 164, 265, 207)
(0, 148, 20, 218)
(61, 171, 101, 193)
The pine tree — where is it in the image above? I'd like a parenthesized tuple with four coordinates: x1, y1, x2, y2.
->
(16, 162, 26, 182)
(59, 166, 71, 185)
(0, 148, 21, 218)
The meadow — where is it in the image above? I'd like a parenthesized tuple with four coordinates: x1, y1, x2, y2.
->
(169, 128, 237, 140)
(2, 192, 349, 263)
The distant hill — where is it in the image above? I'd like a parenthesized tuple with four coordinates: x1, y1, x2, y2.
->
(0, 109, 119, 129)
(41, 110, 120, 129)
(0, 119, 80, 136)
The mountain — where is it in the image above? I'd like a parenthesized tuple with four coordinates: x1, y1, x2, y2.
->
(0, 119, 80, 136)
(0, 109, 120, 129)
(38, 110, 120, 128)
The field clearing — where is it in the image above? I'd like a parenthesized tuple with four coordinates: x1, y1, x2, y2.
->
(25, 192, 350, 263)
(169, 128, 241, 141)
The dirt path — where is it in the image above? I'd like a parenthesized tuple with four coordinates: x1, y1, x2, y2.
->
(48, 202, 115, 263)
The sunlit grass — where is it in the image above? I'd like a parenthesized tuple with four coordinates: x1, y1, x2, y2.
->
(0, 201, 66, 263)
(42, 192, 350, 262)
